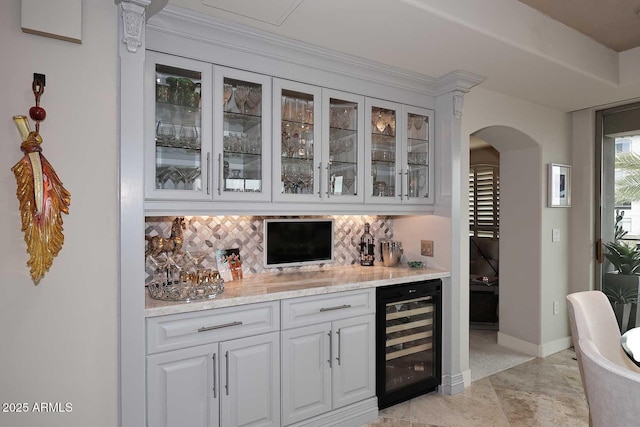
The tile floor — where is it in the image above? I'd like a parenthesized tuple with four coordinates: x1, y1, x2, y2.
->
(362, 348, 588, 427)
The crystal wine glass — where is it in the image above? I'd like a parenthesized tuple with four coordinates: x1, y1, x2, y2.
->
(246, 87, 262, 115)
(413, 115, 425, 139)
(223, 83, 233, 110)
(156, 121, 175, 145)
(179, 123, 198, 148)
(234, 85, 249, 114)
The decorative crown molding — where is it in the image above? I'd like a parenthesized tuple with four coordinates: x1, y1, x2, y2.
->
(434, 70, 486, 96)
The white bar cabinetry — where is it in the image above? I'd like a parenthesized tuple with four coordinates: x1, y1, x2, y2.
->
(146, 302, 280, 427)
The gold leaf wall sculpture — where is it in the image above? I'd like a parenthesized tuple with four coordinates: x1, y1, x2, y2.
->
(11, 77, 71, 284)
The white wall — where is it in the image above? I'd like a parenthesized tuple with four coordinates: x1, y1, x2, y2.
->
(0, 2, 118, 426)
(461, 87, 573, 356)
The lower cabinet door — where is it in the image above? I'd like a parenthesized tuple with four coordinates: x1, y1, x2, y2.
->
(332, 314, 376, 409)
(220, 331, 280, 427)
(281, 323, 332, 425)
(147, 343, 219, 427)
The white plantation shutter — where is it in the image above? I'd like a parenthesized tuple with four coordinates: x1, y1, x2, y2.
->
(469, 164, 499, 238)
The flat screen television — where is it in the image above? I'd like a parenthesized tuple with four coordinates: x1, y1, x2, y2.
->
(264, 219, 334, 268)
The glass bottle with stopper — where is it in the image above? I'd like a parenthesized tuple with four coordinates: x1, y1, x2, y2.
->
(360, 222, 375, 266)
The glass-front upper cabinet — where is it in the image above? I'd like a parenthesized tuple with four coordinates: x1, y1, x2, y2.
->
(272, 79, 322, 203)
(365, 98, 402, 204)
(321, 89, 365, 203)
(145, 51, 213, 201)
(213, 66, 272, 201)
(402, 105, 434, 204)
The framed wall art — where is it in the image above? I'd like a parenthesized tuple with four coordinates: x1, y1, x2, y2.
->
(548, 163, 571, 207)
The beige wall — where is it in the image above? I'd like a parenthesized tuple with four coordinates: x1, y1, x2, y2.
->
(462, 87, 573, 354)
(0, 2, 118, 426)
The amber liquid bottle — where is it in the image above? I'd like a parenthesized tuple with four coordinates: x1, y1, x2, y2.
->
(360, 223, 375, 266)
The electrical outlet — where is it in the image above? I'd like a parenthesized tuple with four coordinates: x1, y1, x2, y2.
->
(421, 240, 434, 257)
(553, 300, 560, 315)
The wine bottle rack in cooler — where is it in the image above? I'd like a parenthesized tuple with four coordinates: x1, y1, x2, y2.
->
(376, 279, 442, 409)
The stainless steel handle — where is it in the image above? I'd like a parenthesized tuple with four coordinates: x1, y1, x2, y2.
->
(398, 170, 404, 200)
(212, 353, 217, 398)
(327, 331, 332, 368)
(404, 170, 409, 200)
(317, 162, 322, 198)
(326, 164, 331, 198)
(225, 351, 229, 396)
(217, 153, 223, 195)
(198, 321, 243, 333)
(319, 304, 352, 312)
(206, 152, 211, 195)
(336, 329, 342, 365)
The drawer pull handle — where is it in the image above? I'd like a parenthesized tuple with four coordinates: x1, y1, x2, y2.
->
(198, 321, 243, 332)
(319, 304, 352, 312)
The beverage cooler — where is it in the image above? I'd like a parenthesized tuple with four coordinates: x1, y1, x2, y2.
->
(376, 279, 442, 409)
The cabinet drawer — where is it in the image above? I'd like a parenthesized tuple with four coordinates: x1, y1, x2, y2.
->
(281, 289, 374, 330)
(147, 301, 279, 354)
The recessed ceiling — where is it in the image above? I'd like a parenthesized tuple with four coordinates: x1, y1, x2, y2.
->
(165, 0, 640, 112)
(518, 0, 640, 52)
(200, 0, 302, 25)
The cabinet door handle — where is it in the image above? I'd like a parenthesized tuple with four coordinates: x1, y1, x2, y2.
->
(327, 331, 332, 368)
(326, 164, 331, 198)
(317, 162, 322, 198)
(319, 304, 351, 312)
(206, 152, 211, 195)
(217, 153, 223, 195)
(212, 353, 217, 398)
(336, 329, 342, 366)
(398, 170, 404, 200)
(404, 170, 409, 200)
(225, 351, 230, 396)
(197, 321, 243, 332)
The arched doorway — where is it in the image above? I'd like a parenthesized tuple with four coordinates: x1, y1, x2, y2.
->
(467, 125, 543, 379)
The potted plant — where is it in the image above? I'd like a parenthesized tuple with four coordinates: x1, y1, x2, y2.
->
(604, 211, 640, 332)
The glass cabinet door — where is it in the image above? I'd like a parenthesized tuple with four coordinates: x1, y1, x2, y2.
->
(273, 79, 322, 203)
(365, 99, 402, 204)
(322, 90, 365, 203)
(402, 106, 434, 204)
(214, 67, 271, 201)
(145, 52, 213, 201)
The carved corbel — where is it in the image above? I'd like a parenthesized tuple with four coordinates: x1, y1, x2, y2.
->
(453, 90, 465, 120)
(118, 1, 145, 53)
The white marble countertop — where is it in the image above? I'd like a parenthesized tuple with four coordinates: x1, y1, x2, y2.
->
(145, 264, 450, 317)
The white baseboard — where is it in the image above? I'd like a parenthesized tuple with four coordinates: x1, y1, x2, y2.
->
(439, 372, 465, 395)
(461, 369, 472, 388)
(497, 332, 571, 358)
(539, 336, 572, 357)
(292, 397, 378, 427)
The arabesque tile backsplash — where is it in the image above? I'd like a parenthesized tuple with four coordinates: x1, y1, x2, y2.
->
(145, 215, 393, 283)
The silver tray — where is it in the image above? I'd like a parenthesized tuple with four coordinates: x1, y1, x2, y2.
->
(147, 278, 225, 302)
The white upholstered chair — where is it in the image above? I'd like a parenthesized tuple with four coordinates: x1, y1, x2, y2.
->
(566, 291, 640, 380)
(566, 291, 640, 426)
(579, 338, 640, 427)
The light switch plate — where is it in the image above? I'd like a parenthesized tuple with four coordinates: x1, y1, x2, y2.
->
(421, 240, 434, 257)
(552, 229, 560, 242)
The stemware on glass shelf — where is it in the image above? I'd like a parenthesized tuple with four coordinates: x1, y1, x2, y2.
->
(223, 83, 233, 110)
(178, 123, 198, 148)
(245, 86, 262, 115)
(156, 121, 176, 145)
(234, 85, 250, 114)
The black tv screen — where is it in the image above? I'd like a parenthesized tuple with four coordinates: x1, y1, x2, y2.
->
(264, 219, 334, 268)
